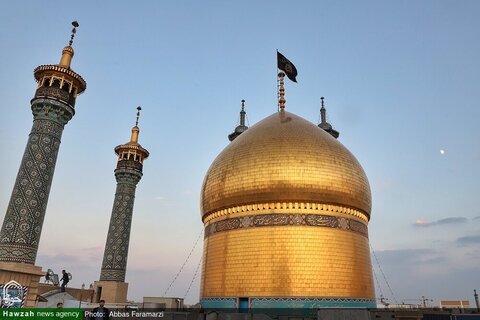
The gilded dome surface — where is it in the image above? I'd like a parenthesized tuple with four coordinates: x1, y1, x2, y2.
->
(201, 110, 371, 219)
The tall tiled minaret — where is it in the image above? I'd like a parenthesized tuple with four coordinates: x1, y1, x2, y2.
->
(95, 107, 149, 303)
(0, 22, 86, 307)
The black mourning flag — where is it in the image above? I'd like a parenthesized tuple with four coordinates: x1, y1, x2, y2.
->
(277, 51, 298, 82)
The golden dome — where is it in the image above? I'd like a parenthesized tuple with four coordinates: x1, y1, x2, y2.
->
(201, 110, 371, 220)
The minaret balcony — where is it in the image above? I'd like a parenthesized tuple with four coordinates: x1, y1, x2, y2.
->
(116, 159, 143, 172)
(34, 86, 76, 107)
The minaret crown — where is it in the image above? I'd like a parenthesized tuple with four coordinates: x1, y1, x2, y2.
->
(58, 21, 78, 68)
(33, 21, 86, 109)
(129, 107, 141, 144)
(115, 107, 149, 167)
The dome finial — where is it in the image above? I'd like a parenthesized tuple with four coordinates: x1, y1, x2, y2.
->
(59, 21, 79, 68)
(278, 72, 286, 110)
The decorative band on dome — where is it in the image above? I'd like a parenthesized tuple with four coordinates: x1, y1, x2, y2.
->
(204, 213, 368, 239)
(202, 201, 369, 224)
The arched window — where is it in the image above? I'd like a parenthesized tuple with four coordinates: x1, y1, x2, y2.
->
(52, 78, 61, 88)
(61, 80, 71, 93)
(43, 77, 51, 87)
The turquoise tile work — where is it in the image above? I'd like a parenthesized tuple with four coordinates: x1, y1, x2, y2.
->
(200, 297, 376, 309)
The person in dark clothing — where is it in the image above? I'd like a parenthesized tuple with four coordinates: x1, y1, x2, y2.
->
(60, 270, 69, 292)
(92, 300, 109, 320)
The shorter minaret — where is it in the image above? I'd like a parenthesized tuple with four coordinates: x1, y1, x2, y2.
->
(95, 107, 149, 303)
(228, 99, 248, 141)
(318, 97, 340, 139)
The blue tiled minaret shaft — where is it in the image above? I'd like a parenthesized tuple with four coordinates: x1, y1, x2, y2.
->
(99, 107, 149, 282)
(0, 22, 87, 264)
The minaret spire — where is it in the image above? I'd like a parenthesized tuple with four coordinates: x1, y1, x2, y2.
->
(135, 106, 141, 127)
(228, 99, 249, 141)
(130, 106, 141, 144)
(69, 21, 79, 46)
(240, 100, 246, 127)
(59, 21, 80, 69)
(320, 97, 327, 123)
(318, 97, 340, 139)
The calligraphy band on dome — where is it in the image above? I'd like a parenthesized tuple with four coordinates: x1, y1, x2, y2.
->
(204, 212, 369, 239)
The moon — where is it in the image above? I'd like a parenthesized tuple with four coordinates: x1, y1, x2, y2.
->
(440, 149, 445, 155)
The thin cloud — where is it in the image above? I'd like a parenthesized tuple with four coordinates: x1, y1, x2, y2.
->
(457, 235, 480, 245)
(413, 217, 467, 227)
(473, 216, 480, 220)
(374, 248, 440, 264)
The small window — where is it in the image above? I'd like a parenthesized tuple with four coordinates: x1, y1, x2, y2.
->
(43, 77, 51, 87)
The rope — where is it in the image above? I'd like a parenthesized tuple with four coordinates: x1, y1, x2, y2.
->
(183, 256, 203, 299)
(371, 259, 385, 301)
(370, 244, 398, 304)
(162, 228, 203, 297)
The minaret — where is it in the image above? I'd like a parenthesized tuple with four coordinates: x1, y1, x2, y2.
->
(0, 22, 86, 307)
(318, 97, 340, 139)
(95, 107, 149, 303)
(228, 99, 248, 141)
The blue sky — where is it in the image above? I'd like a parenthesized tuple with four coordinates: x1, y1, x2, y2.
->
(0, 1, 479, 306)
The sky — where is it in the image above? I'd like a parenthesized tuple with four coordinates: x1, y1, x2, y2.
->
(0, 0, 479, 307)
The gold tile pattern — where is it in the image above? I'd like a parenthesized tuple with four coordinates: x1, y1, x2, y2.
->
(200, 225, 374, 298)
(200, 110, 374, 300)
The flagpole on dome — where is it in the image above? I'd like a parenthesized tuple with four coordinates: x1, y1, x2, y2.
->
(276, 49, 280, 112)
(278, 71, 286, 111)
(276, 50, 298, 112)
